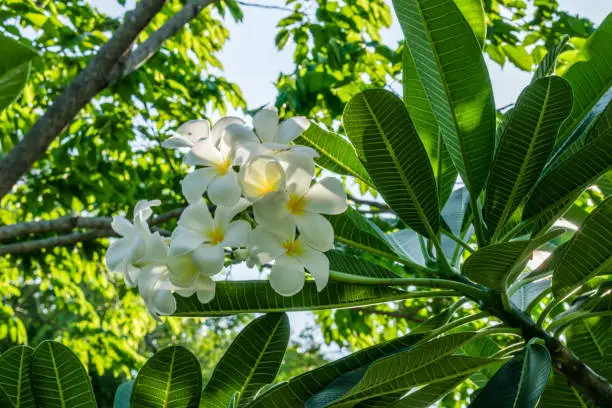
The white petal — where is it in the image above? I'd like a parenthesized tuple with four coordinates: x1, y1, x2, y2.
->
(161, 135, 194, 149)
(177, 119, 210, 144)
(214, 197, 251, 229)
(222, 220, 251, 247)
(304, 177, 347, 215)
(191, 244, 225, 276)
(134, 199, 160, 223)
(167, 252, 199, 288)
(239, 155, 286, 200)
(124, 265, 142, 287)
(105, 239, 133, 272)
(226, 123, 259, 146)
(295, 212, 334, 252)
(170, 225, 205, 255)
(151, 289, 176, 315)
(208, 171, 241, 207)
(276, 116, 310, 144)
(211, 116, 245, 145)
(196, 275, 216, 304)
(248, 227, 287, 259)
(178, 199, 214, 232)
(174, 286, 196, 297)
(269, 255, 305, 296)
(189, 140, 224, 166)
(253, 191, 289, 227)
(296, 245, 329, 292)
(142, 232, 169, 266)
(253, 106, 279, 142)
(181, 167, 216, 204)
(285, 159, 315, 196)
(110, 216, 134, 237)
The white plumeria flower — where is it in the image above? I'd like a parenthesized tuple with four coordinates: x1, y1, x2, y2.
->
(253, 170, 347, 252)
(161, 119, 211, 149)
(170, 198, 251, 278)
(225, 107, 317, 171)
(180, 117, 246, 206)
(105, 199, 160, 282)
(249, 225, 330, 296)
(238, 155, 286, 201)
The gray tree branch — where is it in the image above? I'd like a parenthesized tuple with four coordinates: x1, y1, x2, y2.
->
(0, 0, 215, 200)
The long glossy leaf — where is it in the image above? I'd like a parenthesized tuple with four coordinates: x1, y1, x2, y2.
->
(0, 346, 35, 408)
(131, 346, 201, 408)
(468, 342, 551, 408)
(343, 89, 440, 238)
(113, 381, 133, 408)
(552, 197, 612, 297)
(327, 251, 402, 280)
(522, 130, 612, 223)
(0, 35, 38, 113)
(305, 367, 366, 408)
(393, 0, 496, 197)
(327, 333, 478, 406)
(539, 373, 594, 408)
(31, 341, 97, 408)
(462, 228, 565, 290)
(403, 47, 457, 207)
(564, 316, 611, 381)
(388, 376, 468, 407)
(172, 281, 408, 316)
(453, 0, 486, 48)
(329, 208, 396, 259)
(532, 35, 569, 82)
(295, 123, 373, 185)
(484, 76, 572, 238)
(203, 313, 289, 407)
(248, 333, 424, 407)
(328, 356, 498, 407)
(510, 277, 551, 311)
(557, 14, 612, 143)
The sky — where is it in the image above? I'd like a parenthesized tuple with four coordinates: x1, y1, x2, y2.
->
(88, 0, 611, 349)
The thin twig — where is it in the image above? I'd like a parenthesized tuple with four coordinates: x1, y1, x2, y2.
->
(235, 1, 300, 14)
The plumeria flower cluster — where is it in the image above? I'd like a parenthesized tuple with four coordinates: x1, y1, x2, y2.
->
(105, 107, 347, 318)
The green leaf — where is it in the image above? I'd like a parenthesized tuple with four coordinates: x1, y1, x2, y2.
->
(0, 346, 35, 408)
(31, 341, 97, 408)
(557, 14, 612, 144)
(113, 381, 133, 408)
(539, 373, 594, 408)
(172, 281, 408, 316)
(330, 208, 409, 262)
(532, 35, 569, 82)
(403, 46, 457, 207)
(343, 89, 440, 238)
(387, 376, 468, 407)
(131, 346, 201, 408)
(564, 316, 611, 381)
(393, 0, 496, 197)
(327, 251, 402, 281)
(326, 333, 478, 406)
(510, 278, 551, 311)
(552, 197, 612, 297)
(452, 0, 486, 48)
(462, 228, 565, 291)
(0, 35, 38, 112)
(522, 130, 612, 223)
(248, 333, 424, 407)
(305, 367, 366, 408)
(468, 342, 551, 408)
(275, 29, 290, 49)
(503, 44, 534, 71)
(295, 123, 373, 185)
(328, 355, 498, 407)
(202, 313, 289, 407)
(484, 76, 573, 238)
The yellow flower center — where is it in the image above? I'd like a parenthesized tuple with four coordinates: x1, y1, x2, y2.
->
(214, 157, 232, 175)
(256, 178, 280, 196)
(282, 239, 303, 256)
(206, 227, 225, 245)
(287, 194, 306, 215)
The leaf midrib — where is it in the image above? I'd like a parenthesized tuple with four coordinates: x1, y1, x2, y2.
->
(163, 348, 177, 408)
(493, 79, 554, 240)
(16, 348, 24, 408)
(360, 93, 437, 239)
(49, 343, 66, 408)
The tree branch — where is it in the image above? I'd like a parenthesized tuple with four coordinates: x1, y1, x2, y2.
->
(0, 207, 184, 255)
(0, 0, 215, 200)
(347, 193, 390, 211)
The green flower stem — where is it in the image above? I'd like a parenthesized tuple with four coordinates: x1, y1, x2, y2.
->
(441, 229, 474, 254)
(328, 271, 487, 301)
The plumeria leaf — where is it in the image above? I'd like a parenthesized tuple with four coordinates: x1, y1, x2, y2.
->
(343, 89, 440, 238)
(202, 313, 289, 407)
(0, 345, 35, 408)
